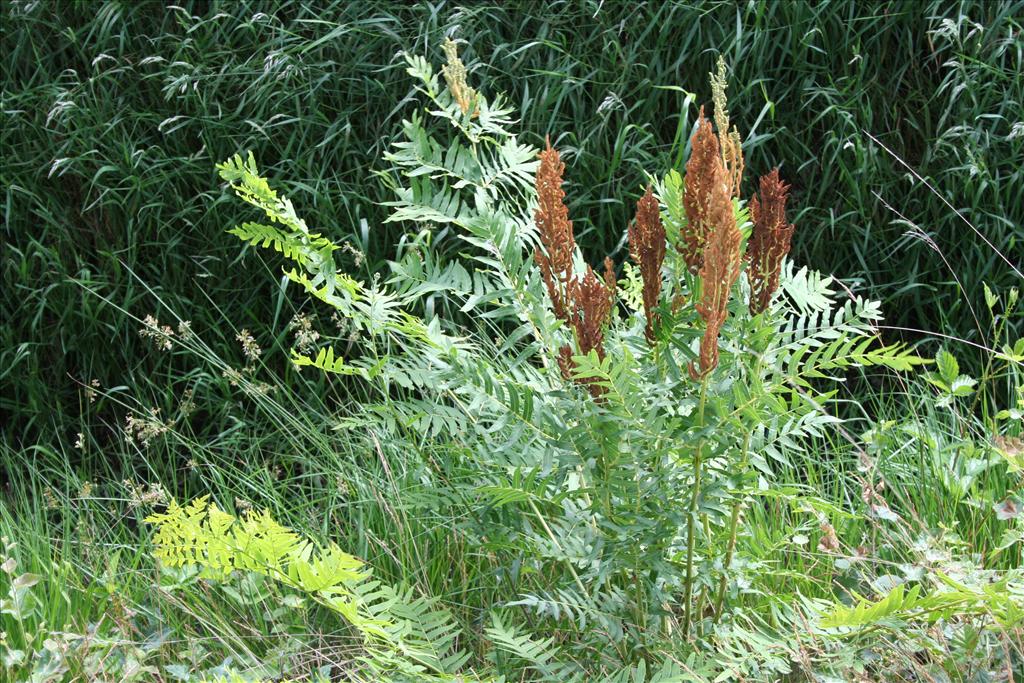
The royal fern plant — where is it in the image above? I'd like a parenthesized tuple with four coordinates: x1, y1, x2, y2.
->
(148, 40, 936, 681)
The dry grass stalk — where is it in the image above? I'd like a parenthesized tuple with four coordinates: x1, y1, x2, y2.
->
(747, 168, 795, 315)
(690, 161, 742, 380)
(629, 186, 666, 343)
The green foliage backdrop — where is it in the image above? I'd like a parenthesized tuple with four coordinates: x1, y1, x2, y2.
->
(2, 0, 1021, 448)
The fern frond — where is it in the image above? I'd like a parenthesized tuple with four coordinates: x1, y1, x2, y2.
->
(146, 498, 474, 679)
(485, 613, 576, 679)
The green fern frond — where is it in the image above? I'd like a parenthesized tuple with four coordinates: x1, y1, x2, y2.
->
(146, 498, 475, 679)
(229, 221, 336, 267)
(484, 613, 567, 676)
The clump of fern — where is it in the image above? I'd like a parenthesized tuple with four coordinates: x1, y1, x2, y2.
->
(141, 39, 1024, 682)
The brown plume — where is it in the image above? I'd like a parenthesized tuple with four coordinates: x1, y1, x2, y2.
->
(568, 262, 615, 360)
(680, 107, 719, 273)
(747, 168, 795, 315)
(710, 56, 744, 198)
(534, 140, 616, 396)
(720, 129, 744, 199)
(557, 344, 576, 381)
(564, 261, 616, 396)
(690, 161, 742, 380)
(534, 139, 575, 319)
(628, 186, 666, 344)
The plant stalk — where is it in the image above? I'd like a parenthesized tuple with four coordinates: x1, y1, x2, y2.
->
(682, 377, 709, 639)
(714, 496, 742, 620)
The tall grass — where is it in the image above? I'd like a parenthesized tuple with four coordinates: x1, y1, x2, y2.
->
(2, 0, 1021, 454)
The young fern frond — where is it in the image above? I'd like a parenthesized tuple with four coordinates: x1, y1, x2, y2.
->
(228, 221, 335, 267)
(146, 498, 475, 679)
(218, 151, 362, 316)
(291, 346, 361, 376)
(484, 613, 583, 680)
(820, 571, 1023, 631)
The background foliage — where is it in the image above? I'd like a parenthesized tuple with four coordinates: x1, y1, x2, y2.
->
(3, 0, 1022, 449)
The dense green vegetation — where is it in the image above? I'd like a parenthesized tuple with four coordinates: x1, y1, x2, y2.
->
(2, 1, 1022, 681)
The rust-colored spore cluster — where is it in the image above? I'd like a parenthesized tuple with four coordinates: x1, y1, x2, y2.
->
(629, 186, 666, 343)
(560, 261, 615, 397)
(710, 56, 745, 199)
(680, 108, 719, 273)
(535, 140, 576, 320)
(720, 131, 744, 200)
(535, 141, 615, 396)
(690, 161, 742, 380)
(747, 168, 795, 315)
(537, 60, 796, 388)
(560, 258, 616, 398)
(567, 260, 616, 361)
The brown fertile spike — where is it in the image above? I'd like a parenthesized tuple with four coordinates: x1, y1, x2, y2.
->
(747, 168, 795, 315)
(721, 129, 745, 199)
(568, 265, 613, 361)
(681, 107, 720, 273)
(441, 38, 477, 116)
(567, 264, 616, 397)
(603, 257, 617, 310)
(557, 344, 576, 381)
(628, 186, 666, 343)
(710, 56, 744, 197)
(534, 139, 575, 319)
(533, 139, 618, 398)
(690, 162, 742, 380)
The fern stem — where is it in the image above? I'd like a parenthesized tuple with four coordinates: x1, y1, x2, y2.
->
(682, 377, 709, 639)
(714, 423, 751, 622)
(714, 498, 742, 620)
